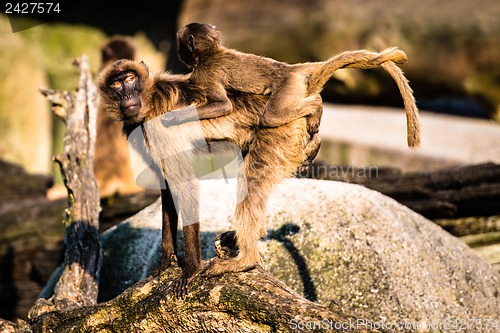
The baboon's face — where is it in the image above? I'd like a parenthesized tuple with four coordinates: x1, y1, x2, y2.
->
(108, 71, 143, 120)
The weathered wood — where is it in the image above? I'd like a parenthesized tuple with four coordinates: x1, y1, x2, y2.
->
(28, 55, 102, 318)
(300, 161, 500, 219)
(0, 187, 159, 321)
(437, 215, 500, 237)
(26, 265, 384, 333)
(460, 231, 500, 248)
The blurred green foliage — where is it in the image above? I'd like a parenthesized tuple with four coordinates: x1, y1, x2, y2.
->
(16, 17, 107, 90)
(0, 15, 150, 184)
(0, 17, 51, 174)
(26, 19, 105, 180)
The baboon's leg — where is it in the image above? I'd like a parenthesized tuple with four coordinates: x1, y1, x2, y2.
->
(158, 186, 179, 271)
(177, 180, 202, 273)
(182, 222, 201, 272)
(300, 94, 323, 171)
(174, 221, 201, 296)
(171, 177, 202, 296)
(260, 71, 317, 128)
(305, 94, 323, 137)
(200, 177, 267, 276)
(203, 120, 309, 276)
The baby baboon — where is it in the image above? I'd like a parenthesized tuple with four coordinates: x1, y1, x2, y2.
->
(175, 22, 420, 149)
(98, 36, 419, 293)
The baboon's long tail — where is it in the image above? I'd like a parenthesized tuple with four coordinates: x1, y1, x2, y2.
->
(307, 47, 420, 149)
(380, 61, 420, 148)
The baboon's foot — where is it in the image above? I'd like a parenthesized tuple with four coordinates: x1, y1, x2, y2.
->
(172, 261, 204, 298)
(201, 256, 261, 277)
(298, 162, 311, 174)
(298, 134, 321, 173)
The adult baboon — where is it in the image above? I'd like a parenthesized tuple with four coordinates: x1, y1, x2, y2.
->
(98, 41, 419, 293)
(99, 59, 319, 293)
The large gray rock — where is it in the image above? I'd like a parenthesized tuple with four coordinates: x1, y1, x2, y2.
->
(98, 178, 500, 331)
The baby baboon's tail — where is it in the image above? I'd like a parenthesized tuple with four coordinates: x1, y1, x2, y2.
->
(380, 61, 420, 148)
(307, 47, 420, 149)
(306, 47, 407, 94)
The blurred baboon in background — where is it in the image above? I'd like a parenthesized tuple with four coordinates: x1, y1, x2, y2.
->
(100, 35, 137, 69)
(94, 35, 143, 197)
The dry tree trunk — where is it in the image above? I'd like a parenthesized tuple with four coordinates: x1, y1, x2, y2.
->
(28, 55, 102, 318)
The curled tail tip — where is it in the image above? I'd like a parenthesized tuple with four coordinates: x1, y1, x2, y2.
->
(393, 50, 408, 64)
(385, 47, 408, 64)
(408, 140, 421, 150)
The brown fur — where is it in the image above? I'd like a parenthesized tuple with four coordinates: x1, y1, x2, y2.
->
(98, 60, 313, 283)
(177, 22, 420, 149)
(94, 36, 141, 197)
(97, 32, 420, 282)
(100, 35, 137, 69)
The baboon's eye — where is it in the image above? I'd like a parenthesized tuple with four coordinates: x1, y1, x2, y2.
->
(125, 73, 136, 84)
(111, 80, 122, 89)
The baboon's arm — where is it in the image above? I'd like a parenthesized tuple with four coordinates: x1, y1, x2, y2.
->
(162, 82, 232, 126)
(196, 83, 233, 119)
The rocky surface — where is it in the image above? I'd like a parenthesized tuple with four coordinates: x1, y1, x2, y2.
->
(94, 178, 500, 331)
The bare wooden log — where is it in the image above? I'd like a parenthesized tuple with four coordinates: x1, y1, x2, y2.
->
(300, 162, 500, 219)
(28, 55, 102, 318)
(436, 215, 500, 237)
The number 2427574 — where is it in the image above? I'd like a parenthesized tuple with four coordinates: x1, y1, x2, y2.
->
(5, 3, 61, 14)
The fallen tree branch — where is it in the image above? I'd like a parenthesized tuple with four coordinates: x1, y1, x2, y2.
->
(300, 162, 500, 219)
(28, 265, 383, 333)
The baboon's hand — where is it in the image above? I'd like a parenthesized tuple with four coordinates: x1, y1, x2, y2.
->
(172, 276, 191, 298)
(214, 231, 239, 260)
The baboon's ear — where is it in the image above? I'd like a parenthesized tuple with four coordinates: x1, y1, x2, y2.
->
(139, 61, 149, 75)
(188, 35, 196, 53)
